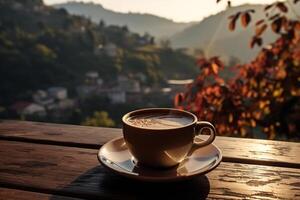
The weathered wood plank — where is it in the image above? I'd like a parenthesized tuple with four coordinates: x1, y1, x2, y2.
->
(0, 120, 120, 148)
(0, 140, 299, 200)
(0, 120, 299, 168)
(0, 188, 82, 200)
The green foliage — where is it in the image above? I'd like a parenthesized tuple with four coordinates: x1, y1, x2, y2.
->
(34, 43, 57, 60)
(81, 111, 115, 127)
(0, 1, 197, 106)
(159, 49, 198, 79)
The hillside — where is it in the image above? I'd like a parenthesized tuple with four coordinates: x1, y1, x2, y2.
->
(54, 2, 195, 39)
(170, 3, 299, 62)
(0, 0, 197, 105)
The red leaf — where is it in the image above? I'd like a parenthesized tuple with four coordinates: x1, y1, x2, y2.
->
(206, 87, 213, 95)
(264, 4, 274, 11)
(295, 22, 300, 30)
(256, 19, 265, 26)
(211, 63, 219, 75)
(229, 18, 236, 31)
(228, 12, 241, 31)
(249, 39, 256, 49)
(276, 2, 288, 13)
(203, 68, 210, 76)
(281, 16, 288, 31)
(269, 14, 280, 21)
(241, 12, 251, 27)
(247, 9, 255, 13)
(212, 57, 224, 69)
(215, 77, 225, 84)
(174, 93, 184, 107)
(276, 68, 287, 79)
(229, 114, 233, 123)
(256, 37, 262, 46)
(196, 58, 207, 66)
(228, 14, 235, 20)
(228, 12, 240, 19)
(256, 24, 267, 36)
(250, 36, 262, 48)
(271, 18, 282, 33)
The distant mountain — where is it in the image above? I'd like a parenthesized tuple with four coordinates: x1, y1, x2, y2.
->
(0, 0, 198, 105)
(170, 3, 299, 62)
(54, 2, 195, 39)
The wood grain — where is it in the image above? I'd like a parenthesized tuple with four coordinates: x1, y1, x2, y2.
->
(0, 140, 299, 200)
(0, 188, 83, 200)
(0, 120, 120, 148)
(0, 120, 299, 168)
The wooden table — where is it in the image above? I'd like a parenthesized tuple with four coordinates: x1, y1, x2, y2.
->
(0, 120, 299, 200)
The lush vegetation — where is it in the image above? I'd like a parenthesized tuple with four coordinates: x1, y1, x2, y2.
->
(0, 0, 197, 106)
(81, 111, 115, 127)
(175, 1, 300, 141)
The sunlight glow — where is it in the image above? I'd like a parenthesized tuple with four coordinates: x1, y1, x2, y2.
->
(248, 143, 275, 161)
(44, 0, 280, 22)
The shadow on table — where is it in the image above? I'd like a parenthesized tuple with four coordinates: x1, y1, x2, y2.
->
(50, 165, 210, 200)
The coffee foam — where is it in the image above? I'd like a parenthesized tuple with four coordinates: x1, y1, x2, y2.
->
(126, 113, 194, 129)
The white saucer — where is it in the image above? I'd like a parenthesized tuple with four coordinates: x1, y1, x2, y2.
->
(97, 137, 222, 182)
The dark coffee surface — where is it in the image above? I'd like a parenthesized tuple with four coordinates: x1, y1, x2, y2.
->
(126, 113, 194, 129)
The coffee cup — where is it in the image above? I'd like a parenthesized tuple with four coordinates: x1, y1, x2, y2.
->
(122, 108, 216, 168)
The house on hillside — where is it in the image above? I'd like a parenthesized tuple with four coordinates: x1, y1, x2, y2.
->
(104, 43, 118, 57)
(168, 79, 194, 97)
(48, 87, 67, 100)
(22, 103, 46, 116)
(86, 71, 99, 79)
(94, 43, 118, 57)
(76, 85, 97, 98)
(11, 102, 46, 117)
(85, 71, 103, 86)
(126, 91, 142, 103)
(107, 89, 126, 104)
(46, 87, 75, 112)
(95, 87, 126, 104)
(94, 44, 103, 55)
(32, 90, 54, 106)
(138, 37, 148, 46)
(135, 72, 147, 83)
(58, 98, 75, 110)
(117, 75, 141, 93)
(76, 71, 104, 99)
(117, 75, 128, 82)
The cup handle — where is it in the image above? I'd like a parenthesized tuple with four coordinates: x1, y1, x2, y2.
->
(194, 121, 216, 147)
(186, 121, 216, 157)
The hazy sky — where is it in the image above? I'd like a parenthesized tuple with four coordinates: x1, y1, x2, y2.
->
(44, 0, 279, 22)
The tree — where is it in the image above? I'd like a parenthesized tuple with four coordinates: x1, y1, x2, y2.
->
(122, 25, 129, 33)
(160, 39, 171, 49)
(99, 20, 105, 28)
(150, 37, 155, 45)
(226, 0, 300, 48)
(81, 111, 115, 127)
(175, 0, 300, 140)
